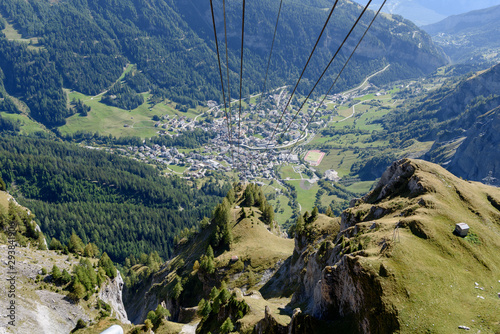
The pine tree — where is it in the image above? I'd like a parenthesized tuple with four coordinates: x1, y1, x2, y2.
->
(325, 206, 333, 217)
(0, 175, 6, 191)
(172, 277, 183, 300)
(209, 286, 219, 300)
(220, 317, 234, 334)
(303, 211, 310, 222)
(147, 310, 157, 324)
(61, 269, 72, 284)
(144, 319, 153, 331)
(197, 298, 211, 317)
(295, 215, 305, 235)
(226, 188, 236, 204)
(311, 206, 319, 222)
(240, 207, 247, 219)
(38, 233, 47, 250)
(69, 279, 86, 301)
(154, 304, 170, 323)
(98, 252, 117, 279)
(247, 192, 255, 207)
(52, 264, 62, 282)
(262, 204, 275, 225)
(219, 281, 231, 304)
(68, 232, 84, 254)
(83, 243, 95, 258)
(206, 245, 214, 259)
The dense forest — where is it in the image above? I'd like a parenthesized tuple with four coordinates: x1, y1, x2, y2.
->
(0, 35, 69, 126)
(0, 0, 445, 127)
(0, 134, 230, 263)
(101, 83, 145, 110)
(59, 128, 216, 149)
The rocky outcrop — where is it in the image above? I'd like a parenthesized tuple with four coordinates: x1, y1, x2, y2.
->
(99, 272, 130, 324)
(311, 257, 398, 333)
(122, 274, 160, 324)
(282, 160, 433, 333)
(286, 238, 399, 334)
(254, 307, 316, 334)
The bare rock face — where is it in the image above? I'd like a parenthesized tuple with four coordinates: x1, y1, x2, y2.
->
(254, 306, 288, 334)
(313, 257, 398, 333)
(99, 271, 130, 324)
(287, 241, 399, 334)
(373, 159, 416, 201)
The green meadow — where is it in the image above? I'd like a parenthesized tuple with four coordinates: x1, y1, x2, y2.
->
(60, 90, 202, 138)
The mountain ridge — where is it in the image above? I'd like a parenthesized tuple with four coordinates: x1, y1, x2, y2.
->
(115, 159, 500, 333)
(422, 5, 500, 64)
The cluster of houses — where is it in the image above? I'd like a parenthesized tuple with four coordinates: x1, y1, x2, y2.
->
(154, 114, 194, 131)
(118, 90, 355, 181)
(127, 145, 185, 164)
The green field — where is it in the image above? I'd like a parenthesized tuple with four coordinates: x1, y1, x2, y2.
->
(345, 180, 374, 194)
(304, 150, 324, 164)
(166, 164, 188, 174)
(286, 180, 319, 213)
(279, 165, 301, 180)
(60, 90, 202, 138)
(261, 181, 295, 225)
(117, 64, 135, 82)
(0, 112, 48, 135)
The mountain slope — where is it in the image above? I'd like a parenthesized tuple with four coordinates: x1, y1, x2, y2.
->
(382, 63, 500, 184)
(121, 160, 500, 333)
(0, 190, 132, 334)
(0, 0, 445, 127)
(447, 107, 500, 184)
(0, 134, 229, 263)
(279, 158, 500, 333)
(122, 185, 298, 328)
(422, 5, 500, 64)
(383, 0, 500, 26)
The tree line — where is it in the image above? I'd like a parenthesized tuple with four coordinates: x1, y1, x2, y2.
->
(0, 134, 230, 263)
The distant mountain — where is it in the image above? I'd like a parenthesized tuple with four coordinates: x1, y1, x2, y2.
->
(448, 107, 500, 185)
(422, 5, 500, 64)
(379, 0, 500, 26)
(382, 63, 500, 184)
(0, 0, 445, 127)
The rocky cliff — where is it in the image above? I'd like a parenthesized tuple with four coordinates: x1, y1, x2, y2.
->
(271, 159, 500, 333)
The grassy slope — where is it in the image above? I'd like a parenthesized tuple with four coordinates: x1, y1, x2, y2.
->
(219, 207, 294, 273)
(0, 190, 12, 210)
(341, 160, 500, 333)
(0, 112, 48, 135)
(147, 193, 296, 332)
(60, 90, 203, 139)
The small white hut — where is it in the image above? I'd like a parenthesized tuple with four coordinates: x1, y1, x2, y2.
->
(454, 223, 470, 237)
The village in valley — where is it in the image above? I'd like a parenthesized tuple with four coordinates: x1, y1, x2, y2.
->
(82, 65, 436, 218)
(111, 70, 400, 187)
